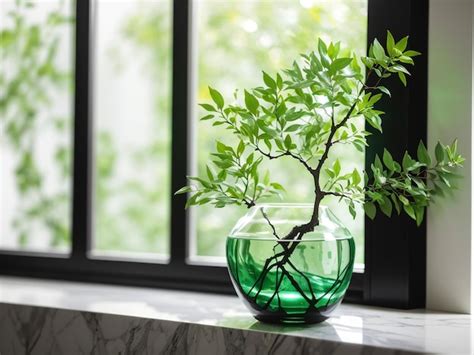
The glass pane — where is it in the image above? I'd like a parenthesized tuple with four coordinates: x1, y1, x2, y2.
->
(92, 0, 172, 258)
(0, 0, 74, 252)
(192, 0, 368, 266)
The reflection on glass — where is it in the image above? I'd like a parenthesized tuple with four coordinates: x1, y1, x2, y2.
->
(193, 0, 368, 265)
(0, 0, 74, 252)
(92, 0, 172, 257)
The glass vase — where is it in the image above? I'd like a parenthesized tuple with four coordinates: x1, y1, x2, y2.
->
(226, 204, 355, 324)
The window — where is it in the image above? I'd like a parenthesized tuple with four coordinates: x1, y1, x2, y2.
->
(0, 0, 74, 253)
(92, 0, 172, 258)
(0, 0, 428, 309)
(191, 0, 367, 268)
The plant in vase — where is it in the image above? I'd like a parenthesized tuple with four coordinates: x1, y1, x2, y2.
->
(176, 31, 464, 324)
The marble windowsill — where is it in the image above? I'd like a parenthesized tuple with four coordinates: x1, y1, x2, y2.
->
(0, 276, 472, 354)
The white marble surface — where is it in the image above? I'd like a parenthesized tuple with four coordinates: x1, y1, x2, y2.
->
(0, 276, 472, 354)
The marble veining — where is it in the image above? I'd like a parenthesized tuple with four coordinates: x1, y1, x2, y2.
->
(0, 277, 472, 354)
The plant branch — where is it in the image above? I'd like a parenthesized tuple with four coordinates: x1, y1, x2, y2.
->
(260, 208, 280, 239)
(254, 145, 314, 174)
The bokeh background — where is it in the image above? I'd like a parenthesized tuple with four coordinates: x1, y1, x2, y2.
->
(0, 0, 367, 265)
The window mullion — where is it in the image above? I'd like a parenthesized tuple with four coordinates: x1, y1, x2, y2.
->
(72, 0, 93, 260)
(170, 0, 192, 265)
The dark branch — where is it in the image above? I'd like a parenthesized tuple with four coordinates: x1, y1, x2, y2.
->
(254, 145, 314, 174)
(260, 208, 280, 239)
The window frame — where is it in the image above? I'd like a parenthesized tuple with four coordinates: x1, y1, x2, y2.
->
(0, 0, 428, 308)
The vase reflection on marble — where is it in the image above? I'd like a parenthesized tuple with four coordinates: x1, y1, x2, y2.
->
(226, 204, 355, 324)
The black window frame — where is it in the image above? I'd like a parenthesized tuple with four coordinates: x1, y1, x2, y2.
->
(0, 0, 428, 308)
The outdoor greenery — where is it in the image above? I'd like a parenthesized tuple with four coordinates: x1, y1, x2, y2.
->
(0, 0, 73, 249)
(92, 2, 172, 255)
(1, 0, 367, 259)
(178, 32, 464, 232)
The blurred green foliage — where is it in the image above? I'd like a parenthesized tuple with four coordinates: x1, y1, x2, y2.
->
(1, 0, 73, 249)
(93, 5, 172, 255)
(2, 0, 368, 263)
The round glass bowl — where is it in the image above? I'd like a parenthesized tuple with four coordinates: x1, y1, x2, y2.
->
(226, 204, 355, 324)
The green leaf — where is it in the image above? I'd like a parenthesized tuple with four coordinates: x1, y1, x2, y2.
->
(270, 182, 286, 191)
(404, 50, 421, 57)
(374, 154, 383, 170)
(391, 64, 410, 75)
(330, 57, 353, 72)
(276, 73, 283, 89)
(417, 141, 431, 165)
(415, 206, 425, 226)
(327, 41, 341, 59)
(285, 124, 300, 132)
(395, 36, 409, 52)
(284, 135, 292, 150)
(398, 195, 409, 206)
(383, 149, 395, 171)
(185, 192, 202, 209)
(349, 202, 357, 219)
(206, 166, 214, 181)
(435, 142, 445, 163)
(386, 30, 396, 56)
(352, 168, 361, 185)
(372, 39, 385, 60)
(246, 152, 254, 164)
(325, 168, 335, 178)
(209, 87, 224, 109)
(402, 152, 413, 171)
(216, 141, 227, 153)
(390, 193, 401, 214)
(398, 72, 407, 86)
(393, 161, 402, 173)
(175, 186, 192, 195)
(262, 71, 276, 89)
(263, 139, 272, 151)
(364, 201, 376, 219)
(199, 103, 216, 112)
(218, 170, 227, 181)
(379, 195, 393, 217)
(361, 56, 374, 69)
(318, 38, 328, 56)
(201, 114, 214, 121)
(198, 197, 212, 205)
(333, 159, 341, 176)
(403, 204, 416, 220)
(244, 90, 259, 115)
(450, 139, 458, 154)
(399, 56, 414, 65)
(318, 40, 330, 68)
(368, 93, 382, 106)
(237, 140, 245, 156)
(366, 114, 383, 132)
(378, 86, 391, 97)
(276, 102, 287, 117)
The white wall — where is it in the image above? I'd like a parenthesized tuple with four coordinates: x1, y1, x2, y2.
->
(426, 0, 473, 313)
